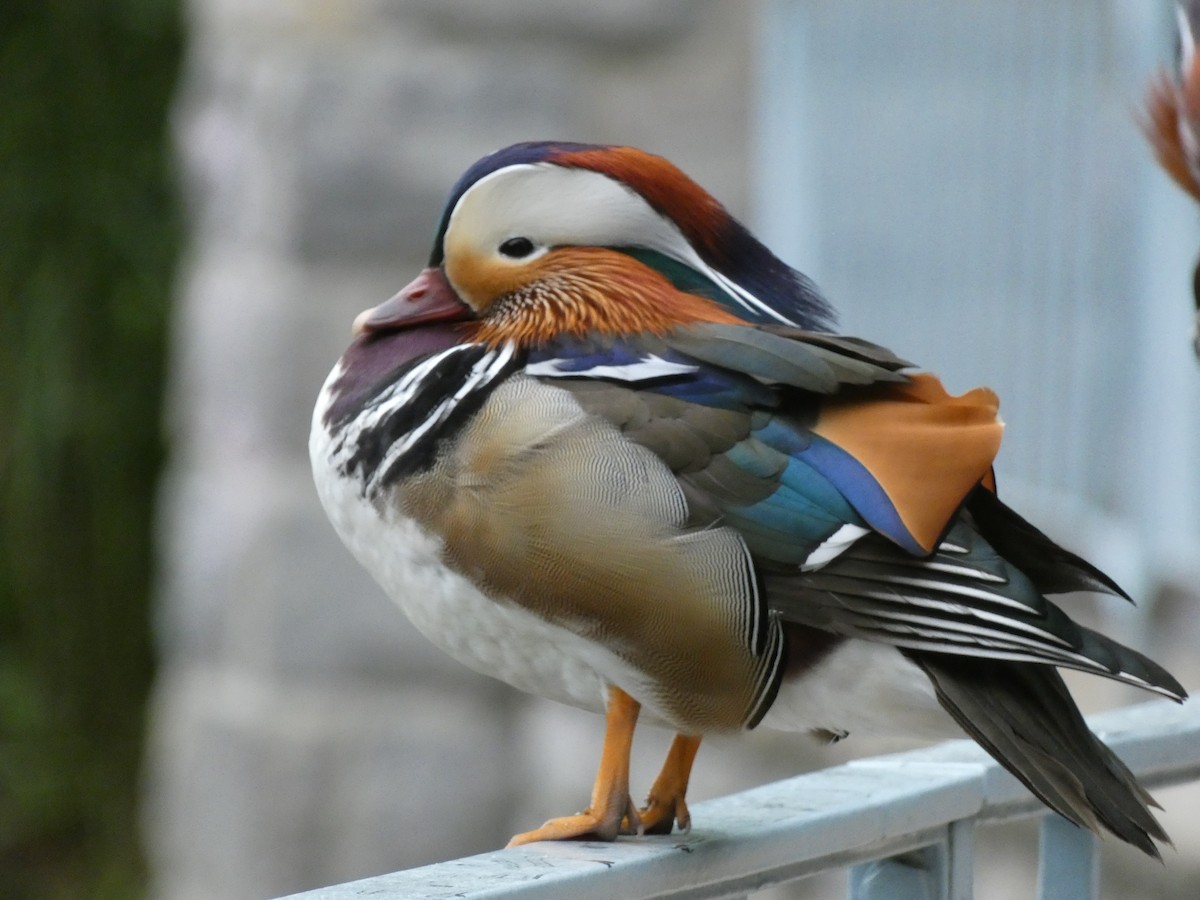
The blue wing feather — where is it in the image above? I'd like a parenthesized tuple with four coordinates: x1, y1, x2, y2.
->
(526, 332, 917, 564)
(790, 435, 926, 556)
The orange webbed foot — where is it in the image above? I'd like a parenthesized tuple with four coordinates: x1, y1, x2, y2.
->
(508, 794, 640, 847)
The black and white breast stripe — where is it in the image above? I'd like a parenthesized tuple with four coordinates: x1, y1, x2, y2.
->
(743, 613, 787, 729)
(330, 342, 521, 495)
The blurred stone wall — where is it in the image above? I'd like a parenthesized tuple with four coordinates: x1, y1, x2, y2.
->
(143, 3, 1200, 899)
(141, 2, 838, 899)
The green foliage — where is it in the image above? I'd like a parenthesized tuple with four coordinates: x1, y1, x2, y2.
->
(0, 2, 181, 897)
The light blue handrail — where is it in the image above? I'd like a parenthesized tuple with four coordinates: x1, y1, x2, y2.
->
(278, 700, 1199, 900)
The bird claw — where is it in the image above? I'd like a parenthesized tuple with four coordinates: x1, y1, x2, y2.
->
(624, 793, 643, 837)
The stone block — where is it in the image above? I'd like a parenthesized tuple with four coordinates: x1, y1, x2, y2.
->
(395, 0, 697, 49)
(287, 45, 572, 263)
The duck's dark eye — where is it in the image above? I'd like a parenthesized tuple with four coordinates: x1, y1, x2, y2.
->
(499, 237, 535, 258)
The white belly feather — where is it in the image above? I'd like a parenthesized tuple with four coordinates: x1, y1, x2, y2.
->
(760, 641, 957, 740)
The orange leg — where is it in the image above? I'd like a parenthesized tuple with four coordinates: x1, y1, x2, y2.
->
(628, 732, 702, 835)
(507, 686, 642, 847)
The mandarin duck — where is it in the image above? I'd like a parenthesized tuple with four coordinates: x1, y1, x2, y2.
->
(1144, 0, 1200, 357)
(310, 141, 1186, 856)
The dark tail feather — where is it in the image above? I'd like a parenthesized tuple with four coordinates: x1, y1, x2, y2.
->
(966, 487, 1131, 601)
(910, 652, 1171, 858)
(1075, 625, 1188, 701)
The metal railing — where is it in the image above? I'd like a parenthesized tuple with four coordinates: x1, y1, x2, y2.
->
(279, 699, 1199, 900)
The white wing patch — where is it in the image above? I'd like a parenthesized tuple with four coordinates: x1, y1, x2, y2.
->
(801, 523, 870, 571)
(526, 354, 698, 382)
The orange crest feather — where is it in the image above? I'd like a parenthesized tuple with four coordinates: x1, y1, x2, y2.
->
(1143, 71, 1200, 201)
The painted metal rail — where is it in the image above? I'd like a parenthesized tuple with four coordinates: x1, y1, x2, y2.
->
(279, 700, 1199, 900)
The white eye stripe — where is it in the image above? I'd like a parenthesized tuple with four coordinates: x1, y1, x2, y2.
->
(445, 163, 797, 325)
(447, 163, 682, 258)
